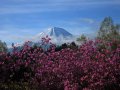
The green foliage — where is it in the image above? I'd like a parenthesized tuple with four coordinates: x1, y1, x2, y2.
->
(0, 40, 7, 52)
(0, 82, 31, 90)
(77, 34, 87, 42)
(55, 42, 78, 51)
(97, 17, 120, 41)
(69, 42, 78, 49)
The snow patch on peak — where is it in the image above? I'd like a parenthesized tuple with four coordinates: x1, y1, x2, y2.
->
(33, 27, 76, 45)
(46, 27, 72, 37)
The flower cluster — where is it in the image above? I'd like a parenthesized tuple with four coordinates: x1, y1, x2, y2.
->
(0, 37, 120, 90)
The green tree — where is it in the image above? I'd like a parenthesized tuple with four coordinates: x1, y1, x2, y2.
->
(0, 40, 7, 52)
(97, 17, 120, 41)
(77, 34, 87, 42)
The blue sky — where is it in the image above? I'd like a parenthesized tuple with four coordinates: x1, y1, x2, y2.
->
(0, 0, 120, 47)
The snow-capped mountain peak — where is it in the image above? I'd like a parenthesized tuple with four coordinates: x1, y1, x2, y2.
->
(46, 27, 72, 37)
(33, 27, 75, 44)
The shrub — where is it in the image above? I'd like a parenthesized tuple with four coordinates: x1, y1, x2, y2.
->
(0, 37, 120, 90)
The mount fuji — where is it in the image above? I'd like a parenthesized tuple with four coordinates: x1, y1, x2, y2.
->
(46, 27, 72, 37)
(36, 27, 72, 38)
(34, 27, 75, 44)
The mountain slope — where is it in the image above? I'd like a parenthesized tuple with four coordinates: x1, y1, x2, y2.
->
(36, 27, 73, 38)
(34, 27, 74, 44)
(46, 27, 72, 37)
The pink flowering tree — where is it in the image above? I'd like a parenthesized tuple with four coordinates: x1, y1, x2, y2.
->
(0, 36, 120, 90)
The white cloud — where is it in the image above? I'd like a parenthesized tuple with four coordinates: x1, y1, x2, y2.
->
(0, 0, 120, 14)
(80, 18, 95, 24)
(60, 18, 97, 28)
